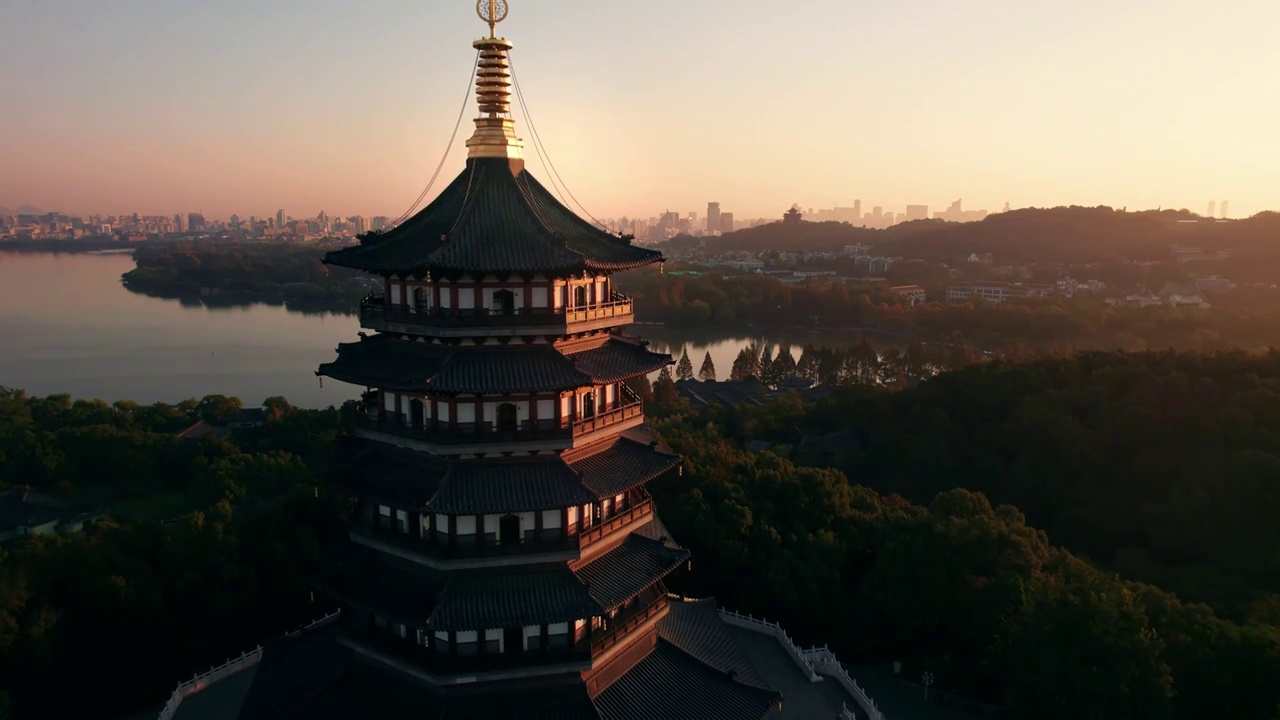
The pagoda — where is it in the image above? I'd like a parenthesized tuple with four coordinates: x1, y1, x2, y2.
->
(200, 6, 786, 720)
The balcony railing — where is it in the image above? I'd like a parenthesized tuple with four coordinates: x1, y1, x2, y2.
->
(570, 398, 642, 437)
(579, 499, 652, 550)
(591, 592, 668, 657)
(354, 414, 571, 445)
(360, 291, 633, 330)
(349, 619, 591, 677)
(355, 518, 579, 561)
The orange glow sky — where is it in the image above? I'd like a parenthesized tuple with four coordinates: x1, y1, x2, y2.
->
(2, 0, 1278, 220)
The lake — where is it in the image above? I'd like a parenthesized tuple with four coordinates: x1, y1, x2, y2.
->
(0, 251, 887, 407)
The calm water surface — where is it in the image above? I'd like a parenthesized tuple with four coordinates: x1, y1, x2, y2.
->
(0, 251, 356, 407)
(0, 252, 889, 407)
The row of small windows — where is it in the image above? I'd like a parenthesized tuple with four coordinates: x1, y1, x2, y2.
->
(387, 280, 610, 312)
(374, 494, 634, 545)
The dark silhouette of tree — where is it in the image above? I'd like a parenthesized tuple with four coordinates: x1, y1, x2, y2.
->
(676, 347, 695, 381)
(698, 351, 717, 382)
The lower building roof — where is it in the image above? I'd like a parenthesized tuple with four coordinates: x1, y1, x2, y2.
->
(592, 641, 780, 720)
(658, 598, 771, 690)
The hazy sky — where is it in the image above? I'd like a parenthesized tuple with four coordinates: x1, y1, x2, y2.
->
(3, 0, 1278, 220)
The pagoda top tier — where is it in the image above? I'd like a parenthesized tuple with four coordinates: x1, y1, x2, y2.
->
(325, 18, 662, 278)
(325, 158, 662, 277)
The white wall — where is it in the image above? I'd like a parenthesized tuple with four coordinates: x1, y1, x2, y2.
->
(542, 509, 561, 529)
(458, 287, 475, 310)
(390, 283, 402, 305)
(457, 403, 476, 424)
(383, 392, 396, 413)
(517, 511, 535, 535)
(456, 515, 476, 535)
(532, 287, 548, 308)
(486, 628, 503, 652)
(483, 515, 498, 535)
(537, 399, 554, 420)
(523, 625, 539, 650)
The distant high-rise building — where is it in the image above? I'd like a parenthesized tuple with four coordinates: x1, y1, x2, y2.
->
(706, 202, 721, 233)
(905, 204, 929, 221)
(371, 216, 391, 231)
(1207, 201, 1216, 218)
(187, 213, 205, 232)
(720, 212, 734, 233)
(173, 213, 185, 232)
(276, 209, 286, 228)
(1220, 200, 1229, 218)
(350, 215, 369, 235)
(853, 199, 862, 226)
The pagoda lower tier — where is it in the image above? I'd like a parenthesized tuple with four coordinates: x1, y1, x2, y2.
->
(224, 596, 782, 720)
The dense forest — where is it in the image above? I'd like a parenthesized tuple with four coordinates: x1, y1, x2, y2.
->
(0, 391, 347, 718)
(4, 350, 1280, 717)
(646, 350, 1280, 718)
(121, 241, 371, 310)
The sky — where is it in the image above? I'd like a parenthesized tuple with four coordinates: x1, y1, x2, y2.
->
(3, 0, 1279, 221)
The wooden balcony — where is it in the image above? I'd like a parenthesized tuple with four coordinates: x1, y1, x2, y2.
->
(350, 412, 570, 450)
(570, 398, 642, 438)
(347, 619, 591, 679)
(591, 592, 668, 658)
(579, 499, 653, 551)
(359, 292, 634, 337)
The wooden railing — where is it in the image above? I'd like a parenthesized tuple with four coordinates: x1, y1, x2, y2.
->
(591, 593, 667, 657)
(361, 292, 633, 329)
(571, 398, 642, 437)
(354, 414, 570, 445)
(578, 499, 652, 550)
(355, 519, 579, 561)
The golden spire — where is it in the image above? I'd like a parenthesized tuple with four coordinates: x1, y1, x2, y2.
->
(466, 0, 524, 167)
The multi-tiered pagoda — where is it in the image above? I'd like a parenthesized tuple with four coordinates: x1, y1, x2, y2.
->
(196, 11, 790, 720)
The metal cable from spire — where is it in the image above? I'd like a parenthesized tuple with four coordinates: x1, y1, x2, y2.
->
(388, 50, 480, 230)
(507, 52, 612, 233)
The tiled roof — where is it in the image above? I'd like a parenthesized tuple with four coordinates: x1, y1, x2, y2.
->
(430, 567, 596, 631)
(574, 534, 689, 612)
(592, 641, 780, 720)
(319, 552, 446, 626)
(565, 338, 672, 383)
(658, 599, 771, 690)
(324, 158, 662, 275)
(238, 624, 352, 720)
(330, 437, 676, 514)
(327, 436, 447, 508)
(432, 461, 597, 514)
(317, 335, 591, 394)
(570, 437, 680, 499)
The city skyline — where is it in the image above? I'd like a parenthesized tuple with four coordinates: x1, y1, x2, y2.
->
(4, 1, 1279, 220)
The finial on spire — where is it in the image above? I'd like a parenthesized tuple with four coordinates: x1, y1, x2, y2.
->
(477, 0, 508, 39)
(466, 0, 523, 167)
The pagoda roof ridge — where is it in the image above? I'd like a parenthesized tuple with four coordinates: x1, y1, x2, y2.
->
(318, 335, 669, 394)
(328, 435, 680, 515)
(324, 157, 662, 276)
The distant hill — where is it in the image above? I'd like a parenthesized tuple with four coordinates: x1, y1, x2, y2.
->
(0, 204, 43, 215)
(660, 206, 1280, 266)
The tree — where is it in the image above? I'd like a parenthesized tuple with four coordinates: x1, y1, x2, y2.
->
(698, 351, 717, 382)
(676, 347, 695, 381)
(730, 346, 757, 381)
(653, 367, 680, 405)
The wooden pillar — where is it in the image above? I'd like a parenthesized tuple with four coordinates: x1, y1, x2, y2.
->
(534, 509, 544, 544)
(476, 514, 484, 545)
(523, 282, 533, 311)
(562, 506, 571, 539)
(448, 514, 457, 547)
(474, 398, 483, 433)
